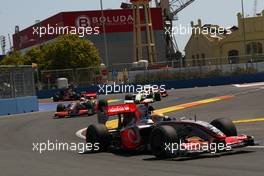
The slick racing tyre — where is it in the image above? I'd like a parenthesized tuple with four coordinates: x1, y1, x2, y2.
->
(84, 101, 93, 109)
(150, 125, 179, 159)
(210, 118, 237, 136)
(56, 104, 66, 112)
(98, 99, 108, 110)
(73, 92, 80, 100)
(154, 93, 161, 101)
(53, 95, 60, 102)
(125, 94, 134, 100)
(86, 124, 110, 151)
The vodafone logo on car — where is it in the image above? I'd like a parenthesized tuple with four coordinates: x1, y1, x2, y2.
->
(108, 105, 130, 113)
(75, 15, 91, 27)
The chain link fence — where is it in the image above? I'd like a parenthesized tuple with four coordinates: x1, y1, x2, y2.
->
(40, 67, 100, 90)
(38, 54, 264, 89)
(0, 66, 36, 99)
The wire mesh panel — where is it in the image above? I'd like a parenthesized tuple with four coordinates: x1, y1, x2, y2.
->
(75, 67, 99, 87)
(0, 72, 13, 99)
(37, 55, 264, 88)
(0, 66, 36, 99)
(41, 69, 75, 89)
(40, 67, 99, 89)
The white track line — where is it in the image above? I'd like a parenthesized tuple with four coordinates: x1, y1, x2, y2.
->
(245, 146, 264, 149)
(75, 128, 86, 140)
(234, 82, 264, 88)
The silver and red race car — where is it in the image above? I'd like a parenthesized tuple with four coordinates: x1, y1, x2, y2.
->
(86, 103, 255, 159)
(54, 98, 97, 118)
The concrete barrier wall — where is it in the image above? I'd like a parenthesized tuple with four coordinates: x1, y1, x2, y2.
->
(0, 96, 39, 116)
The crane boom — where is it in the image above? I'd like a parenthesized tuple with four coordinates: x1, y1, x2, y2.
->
(170, 0, 195, 17)
(155, 0, 195, 20)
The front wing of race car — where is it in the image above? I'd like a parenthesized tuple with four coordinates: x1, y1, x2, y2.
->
(174, 135, 255, 156)
(53, 109, 90, 118)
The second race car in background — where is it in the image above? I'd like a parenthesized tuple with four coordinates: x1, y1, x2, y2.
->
(124, 86, 167, 104)
(54, 98, 97, 118)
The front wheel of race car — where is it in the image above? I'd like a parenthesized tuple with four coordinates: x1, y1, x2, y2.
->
(98, 99, 108, 110)
(150, 125, 179, 159)
(210, 118, 237, 136)
(86, 124, 110, 152)
(154, 93, 161, 101)
(53, 95, 60, 102)
(125, 94, 134, 100)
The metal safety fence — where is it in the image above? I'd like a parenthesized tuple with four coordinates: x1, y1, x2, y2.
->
(38, 54, 264, 89)
(40, 67, 100, 90)
(0, 66, 36, 99)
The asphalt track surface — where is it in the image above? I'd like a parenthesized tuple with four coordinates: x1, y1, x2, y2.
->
(1, 85, 264, 176)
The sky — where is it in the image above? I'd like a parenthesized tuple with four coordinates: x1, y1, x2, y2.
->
(0, 0, 263, 54)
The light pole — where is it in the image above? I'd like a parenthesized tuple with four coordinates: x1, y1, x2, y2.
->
(100, 0, 109, 67)
(241, 0, 247, 62)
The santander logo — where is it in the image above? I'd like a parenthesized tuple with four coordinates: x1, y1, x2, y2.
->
(108, 105, 130, 113)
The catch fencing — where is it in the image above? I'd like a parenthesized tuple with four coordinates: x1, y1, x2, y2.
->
(38, 54, 264, 89)
(0, 66, 36, 99)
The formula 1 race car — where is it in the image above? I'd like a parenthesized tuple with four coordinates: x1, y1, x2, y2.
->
(160, 89, 168, 97)
(86, 103, 255, 159)
(52, 88, 80, 102)
(54, 99, 97, 118)
(124, 90, 161, 104)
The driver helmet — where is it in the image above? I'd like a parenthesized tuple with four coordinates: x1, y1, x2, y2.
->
(151, 114, 165, 123)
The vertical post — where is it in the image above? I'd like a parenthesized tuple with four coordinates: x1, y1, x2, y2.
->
(241, 0, 247, 62)
(136, 4, 143, 61)
(131, 0, 156, 63)
(100, 0, 109, 67)
(133, 5, 137, 62)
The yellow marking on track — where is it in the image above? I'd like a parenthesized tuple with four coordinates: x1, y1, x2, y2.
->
(107, 99, 121, 103)
(233, 118, 264, 124)
(106, 95, 234, 129)
(154, 96, 233, 115)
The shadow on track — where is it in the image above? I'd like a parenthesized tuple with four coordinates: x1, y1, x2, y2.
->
(143, 150, 255, 161)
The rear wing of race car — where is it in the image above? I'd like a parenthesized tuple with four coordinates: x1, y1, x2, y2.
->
(81, 91, 97, 98)
(106, 104, 138, 116)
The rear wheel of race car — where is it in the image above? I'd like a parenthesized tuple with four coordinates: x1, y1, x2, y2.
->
(125, 94, 133, 100)
(53, 95, 60, 102)
(98, 99, 108, 110)
(210, 118, 237, 136)
(154, 93, 161, 101)
(86, 124, 110, 152)
(73, 92, 80, 100)
(150, 125, 179, 159)
(56, 104, 65, 112)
